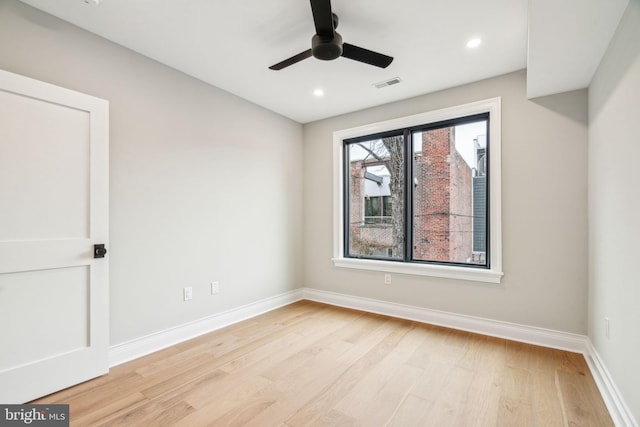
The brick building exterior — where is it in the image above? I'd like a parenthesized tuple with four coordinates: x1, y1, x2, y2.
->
(412, 127, 473, 262)
(349, 127, 482, 263)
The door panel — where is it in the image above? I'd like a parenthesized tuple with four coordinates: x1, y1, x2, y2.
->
(0, 90, 90, 241)
(0, 69, 109, 404)
(0, 267, 89, 371)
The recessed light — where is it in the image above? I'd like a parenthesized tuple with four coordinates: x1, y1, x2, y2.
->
(313, 88, 324, 97)
(466, 38, 482, 49)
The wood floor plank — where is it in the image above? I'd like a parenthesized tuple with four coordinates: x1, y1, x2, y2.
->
(333, 324, 428, 422)
(309, 409, 359, 427)
(70, 392, 148, 426)
(423, 362, 478, 425)
(97, 395, 195, 427)
(170, 375, 273, 426)
(443, 338, 504, 426)
(30, 302, 613, 426)
(387, 394, 432, 427)
(212, 349, 347, 426)
(284, 319, 413, 426)
(529, 346, 567, 426)
(497, 366, 534, 426)
(556, 352, 613, 426)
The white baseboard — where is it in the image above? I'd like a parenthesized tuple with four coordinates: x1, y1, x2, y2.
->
(301, 288, 588, 353)
(108, 286, 636, 427)
(584, 341, 638, 427)
(108, 289, 304, 367)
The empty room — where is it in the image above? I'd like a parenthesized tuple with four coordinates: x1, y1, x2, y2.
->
(0, 0, 638, 425)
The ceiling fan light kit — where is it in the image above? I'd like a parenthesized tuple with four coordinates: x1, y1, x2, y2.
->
(269, 0, 393, 70)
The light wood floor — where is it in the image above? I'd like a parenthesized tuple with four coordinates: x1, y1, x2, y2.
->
(33, 300, 613, 426)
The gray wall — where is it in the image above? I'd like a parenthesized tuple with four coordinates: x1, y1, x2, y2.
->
(589, 0, 640, 421)
(0, 0, 303, 345)
(303, 70, 589, 334)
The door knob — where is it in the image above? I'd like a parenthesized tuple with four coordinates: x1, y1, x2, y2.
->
(94, 244, 107, 258)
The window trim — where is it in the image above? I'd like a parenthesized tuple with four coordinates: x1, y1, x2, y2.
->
(332, 97, 503, 284)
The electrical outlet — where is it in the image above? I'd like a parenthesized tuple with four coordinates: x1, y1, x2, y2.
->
(211, 281, 220, 295)
(183, 286, 193, 301)
(605, 317, 610, 339)
(384, 274, 392, 285)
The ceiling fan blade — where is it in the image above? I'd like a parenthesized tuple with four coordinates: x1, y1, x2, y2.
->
(269, 49, 313, 70)
(309, 0, 334, 38)
(342, 43, 393, 68)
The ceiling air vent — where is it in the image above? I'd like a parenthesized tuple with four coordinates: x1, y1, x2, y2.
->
(374, 77, 401, 89)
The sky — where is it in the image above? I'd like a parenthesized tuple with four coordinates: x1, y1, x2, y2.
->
(348, 120, 487, 175)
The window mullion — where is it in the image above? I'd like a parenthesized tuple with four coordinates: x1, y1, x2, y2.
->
(403, 129, 413, 262)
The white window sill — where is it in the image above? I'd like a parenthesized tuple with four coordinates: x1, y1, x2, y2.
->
(332, 257, 503, 284)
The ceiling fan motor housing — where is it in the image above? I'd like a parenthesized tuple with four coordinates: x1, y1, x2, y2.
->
(312, 32, 343, 60)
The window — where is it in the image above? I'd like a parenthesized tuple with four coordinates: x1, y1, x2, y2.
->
(333, 98, 503, 283)
(364, 196, 392, 224)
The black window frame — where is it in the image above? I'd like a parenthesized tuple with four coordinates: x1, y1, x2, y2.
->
(343, 112, 491, 270)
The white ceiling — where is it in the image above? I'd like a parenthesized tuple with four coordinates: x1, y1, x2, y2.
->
(527, 0, 629, 98)
(18, 0, 628, 123)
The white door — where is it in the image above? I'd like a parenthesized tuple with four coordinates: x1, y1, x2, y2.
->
(0, 69, 109, 403)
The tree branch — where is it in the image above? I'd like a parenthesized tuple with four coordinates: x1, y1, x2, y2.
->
(357, 143, 389, 169)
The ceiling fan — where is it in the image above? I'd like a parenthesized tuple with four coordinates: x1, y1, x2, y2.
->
(269, 0, 393, 70)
